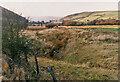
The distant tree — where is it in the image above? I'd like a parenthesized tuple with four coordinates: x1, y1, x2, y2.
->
(62, 20, 65, 25)
(49, 20, 52, 22)
(46, 23, 56, 28)
(41, 21, 45, 26)
(37, 21, 40, 24)
(41, 21, 44, 24)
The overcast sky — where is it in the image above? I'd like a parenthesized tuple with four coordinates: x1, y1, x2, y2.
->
(1, 2, 118, 18)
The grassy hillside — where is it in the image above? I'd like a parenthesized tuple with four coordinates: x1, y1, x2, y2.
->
(24, 27, 118, 80)
(3, 26, 118, 80)
(60, 11, 118, 22)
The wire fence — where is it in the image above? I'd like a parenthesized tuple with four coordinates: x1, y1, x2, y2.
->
(39, 65, 58, 81)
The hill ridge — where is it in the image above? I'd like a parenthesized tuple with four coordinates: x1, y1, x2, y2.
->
(60, 11, 118, 22)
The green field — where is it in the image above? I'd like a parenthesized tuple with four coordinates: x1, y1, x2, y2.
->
(87, 28, 119, 32)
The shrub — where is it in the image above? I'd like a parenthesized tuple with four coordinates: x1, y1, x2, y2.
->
(63, 20, 77, 26)
(36, 29, 70, 59)
(46, 23, 57, 28)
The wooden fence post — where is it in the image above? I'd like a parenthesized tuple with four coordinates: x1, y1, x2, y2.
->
(34, 56, 39, 74)
(48, 66, 58, 82)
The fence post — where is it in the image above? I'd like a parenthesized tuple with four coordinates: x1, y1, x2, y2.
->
(34, 56, 39, 74)
(48, 66, 58, 82)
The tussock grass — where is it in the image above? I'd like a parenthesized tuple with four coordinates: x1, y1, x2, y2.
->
(24, 26, 118, 80)
(29, 57, 118, 80)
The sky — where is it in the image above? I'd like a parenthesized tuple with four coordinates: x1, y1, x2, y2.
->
(1, 1, 119, 22)
(1, 2, 118, 17)
(0, 0, 119, 2)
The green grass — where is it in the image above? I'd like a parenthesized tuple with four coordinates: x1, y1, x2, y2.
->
(61, 11, 118, 22)
(29, 57, 117, 80)
(87, 28, 119, 32)
(25, 27, 118, 80)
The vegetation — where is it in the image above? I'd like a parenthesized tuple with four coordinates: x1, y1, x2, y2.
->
(3, 22, 118, 80)
(89, 28, 119, 32)
(29, 57, 117, 80)
(60, 11, 118, 22)
(2, 6, 42, 80)
(46, 23, 57, 28)
(29, 21, 46, 26)
(23, 27, 118, 80)
(2, 6, 118, 80)
(44, 18, 120, 28)
(61, 19, 120, 26)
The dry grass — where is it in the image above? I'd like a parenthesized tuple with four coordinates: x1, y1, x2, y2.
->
(2, 55, 41, 80)
(23, 26, 118, 80)
(58, 25, 119, 28)
(29, 57, 118, 80)
(27, 26, 46, 30)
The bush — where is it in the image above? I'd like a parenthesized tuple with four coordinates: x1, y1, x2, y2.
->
(63, 20, 77, 26)
(36, 29, 70, 59)
(2, 11, 30, 65)
(46, 23, 57, 28)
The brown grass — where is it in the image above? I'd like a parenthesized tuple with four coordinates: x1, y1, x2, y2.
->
(22, 26, 118, 80)
(58, 25, 119, 28)
(27, 26, 46, 30)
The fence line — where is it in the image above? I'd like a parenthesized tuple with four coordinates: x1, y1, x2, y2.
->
(39, 65, 58, 81)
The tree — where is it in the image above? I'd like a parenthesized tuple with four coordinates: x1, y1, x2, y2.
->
(2, 13, 31, 66)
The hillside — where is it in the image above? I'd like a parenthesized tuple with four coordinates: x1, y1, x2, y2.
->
(23, 27, 118, 80)
(60, 11, 118, 22)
